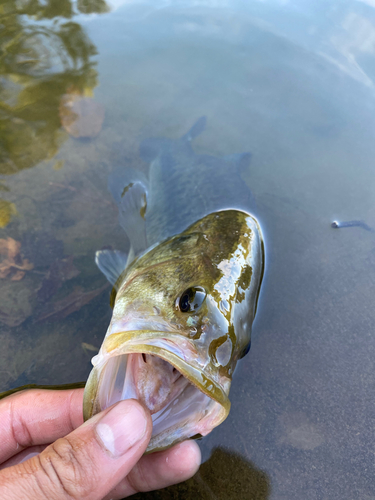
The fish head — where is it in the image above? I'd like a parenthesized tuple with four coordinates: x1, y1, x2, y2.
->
(83, 209, 264, 452)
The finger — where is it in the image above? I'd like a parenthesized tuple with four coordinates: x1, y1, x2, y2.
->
(0, 388, 84, 463)
(104, 440, 201, 499)
(0, 399, 152, 500)
(0, 445, 48, 471)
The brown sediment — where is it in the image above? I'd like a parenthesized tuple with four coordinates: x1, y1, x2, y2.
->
(0, 237, 33, 281)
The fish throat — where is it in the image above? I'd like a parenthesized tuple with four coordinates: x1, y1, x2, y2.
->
(92, 348, 225, 452)
(132, 353, 186, 414)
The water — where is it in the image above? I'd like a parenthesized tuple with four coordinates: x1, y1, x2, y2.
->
(1, 0, 375, 498)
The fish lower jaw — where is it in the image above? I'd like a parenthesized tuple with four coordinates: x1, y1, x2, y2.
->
(85, 350, 229, 453)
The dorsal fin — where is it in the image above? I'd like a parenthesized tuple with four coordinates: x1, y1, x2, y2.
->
(223, 152, 252, 172)
(139, 138, 170, 163)
(181, 116, 207, 142)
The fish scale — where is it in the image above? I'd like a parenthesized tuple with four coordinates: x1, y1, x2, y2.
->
(145, 135, 256, 247)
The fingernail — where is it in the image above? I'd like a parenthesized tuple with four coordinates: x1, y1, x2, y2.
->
(95, 401, 148, 457)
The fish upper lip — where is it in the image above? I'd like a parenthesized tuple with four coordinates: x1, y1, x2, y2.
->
(102, 329, 196, 359)
(97, 329, 231, 411)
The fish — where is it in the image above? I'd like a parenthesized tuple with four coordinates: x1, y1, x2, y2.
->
(83, 117, 265, 452)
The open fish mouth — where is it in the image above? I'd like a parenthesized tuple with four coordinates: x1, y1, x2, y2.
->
(83, 331, 230, 452)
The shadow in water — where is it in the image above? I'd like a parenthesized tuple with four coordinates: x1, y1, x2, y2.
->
(132, 447, 270, 500)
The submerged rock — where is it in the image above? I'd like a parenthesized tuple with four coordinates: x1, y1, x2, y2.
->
(59, 93, 105, 138)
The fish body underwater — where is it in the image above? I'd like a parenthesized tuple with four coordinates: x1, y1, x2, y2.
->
(83, 117, 265, 452)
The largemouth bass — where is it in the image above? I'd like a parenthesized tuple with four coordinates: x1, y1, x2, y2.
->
(83, 118, 265, 452)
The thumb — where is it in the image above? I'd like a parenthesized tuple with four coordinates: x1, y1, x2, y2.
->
(0, 399, 152, 500)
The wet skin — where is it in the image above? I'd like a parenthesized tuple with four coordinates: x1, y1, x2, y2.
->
(84, 209, 264, 452)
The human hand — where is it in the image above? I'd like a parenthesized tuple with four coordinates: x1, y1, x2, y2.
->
(0, 388, 201, 499)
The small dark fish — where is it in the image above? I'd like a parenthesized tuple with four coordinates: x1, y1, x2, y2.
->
(331, 220, 374, 232)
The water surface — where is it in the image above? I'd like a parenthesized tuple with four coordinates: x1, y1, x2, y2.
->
(1, 1, 375, 498)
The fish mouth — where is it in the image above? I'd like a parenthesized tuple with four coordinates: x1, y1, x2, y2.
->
(83, 331, 230, 452)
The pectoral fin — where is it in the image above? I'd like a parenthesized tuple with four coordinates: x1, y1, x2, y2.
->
(108, 167, 149, 255)
(95, 249, 128, 286)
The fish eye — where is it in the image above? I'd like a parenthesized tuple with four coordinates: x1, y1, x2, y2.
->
(178, 286, 206, 313)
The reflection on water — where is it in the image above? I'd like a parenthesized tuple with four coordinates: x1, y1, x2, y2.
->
(132, 447, 270, 500)
(0, 0, 113, 389)
(0, 0, 107, 176)
(1, 0, 375, 499)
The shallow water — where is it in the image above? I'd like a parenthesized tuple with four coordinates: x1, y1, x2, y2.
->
(1, 0, 375, 498)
